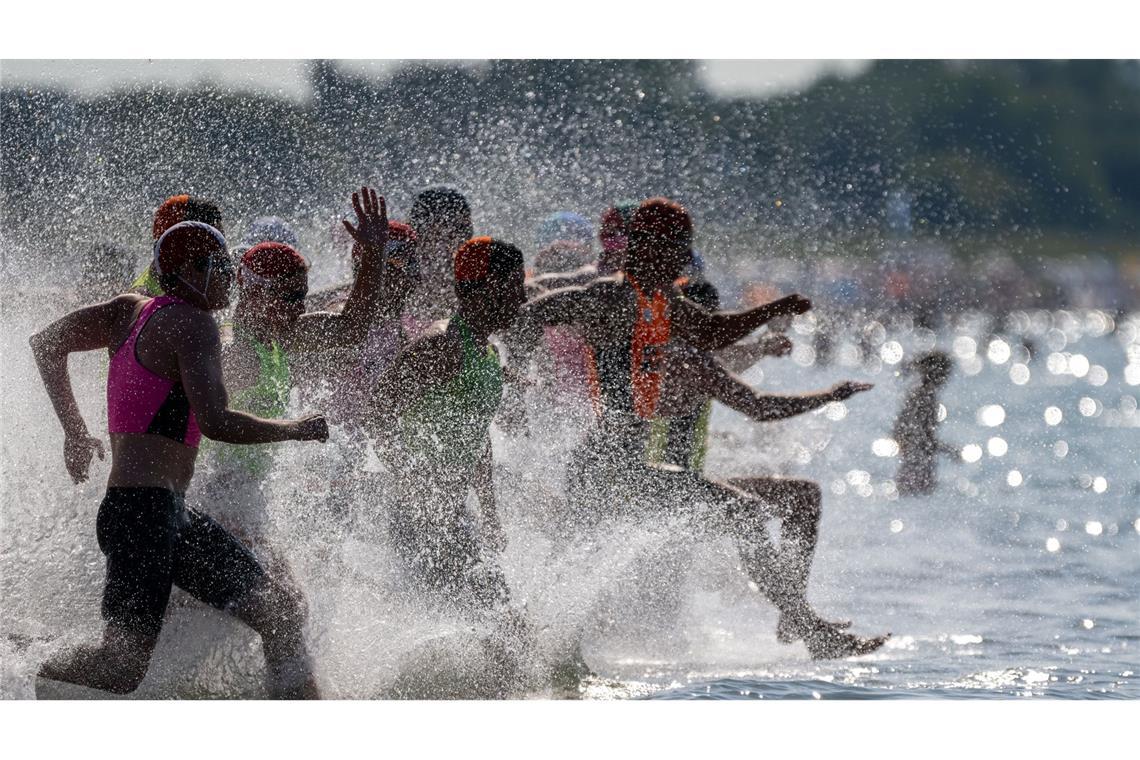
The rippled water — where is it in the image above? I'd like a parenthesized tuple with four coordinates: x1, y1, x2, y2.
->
(602, 309, 1140, 700)
(2, 279, 1137, 698)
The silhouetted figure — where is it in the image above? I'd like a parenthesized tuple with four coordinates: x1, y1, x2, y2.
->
(893, 351, 954, 496)
(510, 197, 886, 658)
(405, 186, 475, 333)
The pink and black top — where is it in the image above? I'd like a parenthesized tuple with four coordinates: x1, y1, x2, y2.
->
(107, 296, 202, 448)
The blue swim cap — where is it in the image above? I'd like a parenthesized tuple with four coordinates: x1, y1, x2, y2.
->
(688, 249, 707, 275)
(536, 211, 594, 251)
(241, 216, 299, 250)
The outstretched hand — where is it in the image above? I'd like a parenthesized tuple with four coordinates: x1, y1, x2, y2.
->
(830, 381, 874, 401)
(771, 293, 812, 317)
(294, 414, 329, 443)
(64, 434, 104, 484)
(342, 186, 388, 265)
(758, 334, 794, 358)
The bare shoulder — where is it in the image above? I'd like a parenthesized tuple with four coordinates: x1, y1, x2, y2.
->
(100, 293, 151, 341)
(585, 276, 635, 313)
(110, 292, 148, 308)
(165, 302, 216, 327)
(103, 292, 148, 321)
(157, 303, 221, 349)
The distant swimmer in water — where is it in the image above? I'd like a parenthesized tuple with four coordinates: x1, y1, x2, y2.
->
(29, 222, 328, 698)
(365, 237, 529, 688)
(197, 187, 390, 554)
(131, 194, 225, 296)
(652, 277, 874, 643)
(507, 197, 886, 659)
(403, 186, 475, 335)
(893, 350, 954, 497)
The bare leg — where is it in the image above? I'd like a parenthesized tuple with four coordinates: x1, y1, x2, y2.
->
(45, 574, 321, 699)
(37, 624, 158, 696)
(668, 470, 886, 659)
(727, 477, 850, 641)
(229, 577, 320, 699)
(171, 504, 321, 699)
(729, 477, 821, 599)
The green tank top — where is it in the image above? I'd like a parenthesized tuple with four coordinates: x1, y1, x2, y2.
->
(230, 332, 291, 418)
(131, 267, 164, 296)
(396, 314, 503, 473)
(209, 329, 292, 478)
(646, 399, 713, 472)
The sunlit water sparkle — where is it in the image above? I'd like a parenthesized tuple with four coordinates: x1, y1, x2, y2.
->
(2, 271, 1137, 699)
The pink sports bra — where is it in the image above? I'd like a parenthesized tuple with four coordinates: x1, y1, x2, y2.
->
(107, 296, 202, 448)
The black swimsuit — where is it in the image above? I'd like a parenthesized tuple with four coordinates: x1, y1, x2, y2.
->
(96, 488, 267, 638)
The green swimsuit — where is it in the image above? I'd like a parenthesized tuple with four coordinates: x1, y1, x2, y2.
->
(131, 267, 164, 296)
(395, 314, 503, 476)
(387, 314, 509, 609)
(210, 329, 291, 478)
(646, 399, 713, 472)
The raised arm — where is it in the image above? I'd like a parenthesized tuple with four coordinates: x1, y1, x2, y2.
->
(177, 309, 327, 444)
(673, 293, 812, 352)
(288, 186, 389, 352)
(29, 295, 141, 481)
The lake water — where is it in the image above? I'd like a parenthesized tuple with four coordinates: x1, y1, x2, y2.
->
(2, 276, 1137, 699)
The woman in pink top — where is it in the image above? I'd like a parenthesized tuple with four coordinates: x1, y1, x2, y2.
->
(30, 221, 329, 698)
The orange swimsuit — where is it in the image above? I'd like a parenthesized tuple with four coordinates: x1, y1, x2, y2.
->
(628, 276, 671, 420)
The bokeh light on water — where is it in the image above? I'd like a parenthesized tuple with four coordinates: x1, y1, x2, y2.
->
(2, 59, 1139, 699)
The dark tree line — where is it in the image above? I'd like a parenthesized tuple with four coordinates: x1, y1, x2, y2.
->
(3, 59, 1137, 262)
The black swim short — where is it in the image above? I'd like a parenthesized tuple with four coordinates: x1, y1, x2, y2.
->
(96, 487, 268, 638)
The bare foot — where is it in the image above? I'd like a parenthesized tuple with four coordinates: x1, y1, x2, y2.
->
(802, 625, 889, 660)
(777, 613, 851, 644)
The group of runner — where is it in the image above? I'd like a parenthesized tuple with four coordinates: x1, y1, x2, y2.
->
(29, 184, 887, 698)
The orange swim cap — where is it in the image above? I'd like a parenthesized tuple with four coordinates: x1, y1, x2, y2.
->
(153, 195, 191, 240)
(630, 198, 692, 248)
(454, 236, 524, 290)
(455, 236, 493, 282)
(240, 242, 309, 283)
(153, 195, 225, 240)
